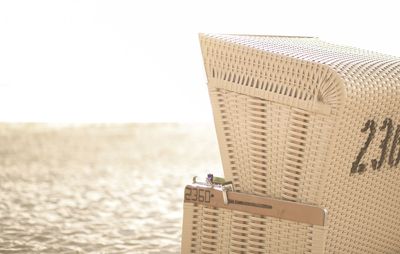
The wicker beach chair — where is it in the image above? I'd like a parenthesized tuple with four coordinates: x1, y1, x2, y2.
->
(181, 34, 400, 253)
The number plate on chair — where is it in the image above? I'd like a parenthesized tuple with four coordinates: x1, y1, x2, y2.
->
(184, 184, 327, 226)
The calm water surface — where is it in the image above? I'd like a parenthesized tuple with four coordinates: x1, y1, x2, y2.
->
(0, 124, 222, 253)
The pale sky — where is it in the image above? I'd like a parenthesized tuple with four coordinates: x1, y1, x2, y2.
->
(1, 0, 400, 123)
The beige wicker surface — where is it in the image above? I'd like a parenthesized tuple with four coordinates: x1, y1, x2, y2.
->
(181, 34, 400, 253)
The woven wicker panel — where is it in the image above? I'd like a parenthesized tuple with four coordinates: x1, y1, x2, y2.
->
(181, 34, 400, 253)
(182, 202, 326, 254)
(209, 88, 333, 204)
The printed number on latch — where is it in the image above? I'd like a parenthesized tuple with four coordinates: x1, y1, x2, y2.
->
(184, 187, 213, 203)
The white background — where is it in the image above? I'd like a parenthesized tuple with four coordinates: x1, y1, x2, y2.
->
(0, 0, 399, 123)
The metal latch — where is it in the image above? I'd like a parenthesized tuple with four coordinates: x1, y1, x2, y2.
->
(185, 174, 327, 226)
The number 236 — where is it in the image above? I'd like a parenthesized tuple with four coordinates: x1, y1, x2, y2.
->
(351, 118, 400, 174)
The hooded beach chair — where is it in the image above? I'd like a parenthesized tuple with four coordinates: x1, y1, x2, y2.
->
(181, 34, 400, 253)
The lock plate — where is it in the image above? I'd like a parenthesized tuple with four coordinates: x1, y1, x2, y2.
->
(184, 184, 327, 226)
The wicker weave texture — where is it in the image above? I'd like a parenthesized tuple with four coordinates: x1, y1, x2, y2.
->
(181, 202, 326, 254)
(181, 34, 400, 253)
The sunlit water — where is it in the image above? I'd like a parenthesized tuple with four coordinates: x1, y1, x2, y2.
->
(0, 124, 222, 253)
